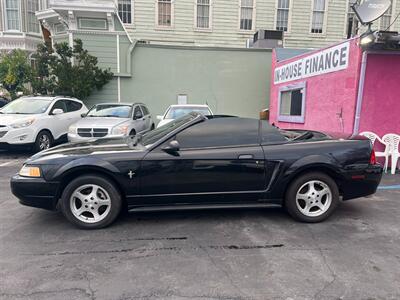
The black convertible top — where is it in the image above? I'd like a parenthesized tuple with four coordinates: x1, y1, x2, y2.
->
(186, 116, 288, 146)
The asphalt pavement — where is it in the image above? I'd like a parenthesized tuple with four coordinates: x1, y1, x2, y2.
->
(0, 151, 399, 300)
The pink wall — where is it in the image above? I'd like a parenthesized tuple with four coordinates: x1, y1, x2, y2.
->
(269, 39, 362, 134)
(359, 53, 400, 137)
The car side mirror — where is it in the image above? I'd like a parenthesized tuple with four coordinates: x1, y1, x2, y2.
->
(52, 108, 64, 115)
(161, 140, 180, 156)
(156, 115, 163, 120)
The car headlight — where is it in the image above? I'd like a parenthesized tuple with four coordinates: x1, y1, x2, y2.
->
(10, 118, 35, 129)
(68, 124, 77, 134)
(112, 124, 129, 135)
(19, 165, 41, 178)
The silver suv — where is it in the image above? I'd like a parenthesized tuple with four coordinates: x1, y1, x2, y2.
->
(68, 103, 154, 142)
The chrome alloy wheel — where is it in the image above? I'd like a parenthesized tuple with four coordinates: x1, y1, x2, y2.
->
(70, 184, 112, 223)
(295, 180, 332, 217)
(39, 134, 50, 150)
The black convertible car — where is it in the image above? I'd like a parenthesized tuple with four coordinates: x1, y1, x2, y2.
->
(11, 113, 382, 229)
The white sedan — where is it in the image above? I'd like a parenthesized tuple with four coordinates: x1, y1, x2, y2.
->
(157, 104, 213, 128)
(68, 103, 154, 143)
(0, 96, 87, 152)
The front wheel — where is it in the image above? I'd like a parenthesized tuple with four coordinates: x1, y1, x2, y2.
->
(34, 130, 53, 153)
(60, 175, 122, 229)
(285, 172, 340, 223)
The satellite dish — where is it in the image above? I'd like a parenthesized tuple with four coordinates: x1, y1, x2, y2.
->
(352, 0, 392, 25)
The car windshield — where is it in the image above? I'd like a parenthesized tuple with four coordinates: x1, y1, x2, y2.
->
(165, 106, 211, 119)
(0, 98, 52, 114)
(139, 113, 200, 146)
(86, 105, 132, 118)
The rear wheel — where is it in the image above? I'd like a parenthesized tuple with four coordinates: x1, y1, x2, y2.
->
(285, 172, 339, 223)
(33, 130, 53, 153)
(60, 175, 122, 229)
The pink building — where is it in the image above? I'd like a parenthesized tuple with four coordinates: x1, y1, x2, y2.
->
(269, 37, 400, 137)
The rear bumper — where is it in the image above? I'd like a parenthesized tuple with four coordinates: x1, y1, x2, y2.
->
(341, 164, 383, 200)
(10, 175, 60, 210)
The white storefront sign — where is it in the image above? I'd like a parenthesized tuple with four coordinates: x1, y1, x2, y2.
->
(274, 41, 350, 84)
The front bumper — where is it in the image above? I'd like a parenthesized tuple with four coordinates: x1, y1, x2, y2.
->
(10, 175, 60, 210)
(341, 164, 383, 200)
(68, 133, 125, 143)
(0, 127, 36, 145)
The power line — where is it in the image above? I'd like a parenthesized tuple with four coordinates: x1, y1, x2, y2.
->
(383, 11, 400, 32)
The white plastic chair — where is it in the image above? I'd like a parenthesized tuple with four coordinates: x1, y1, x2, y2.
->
(360, 131, 390, 172)
(382, 134, 400, 175)
(360, 131, 381, 146)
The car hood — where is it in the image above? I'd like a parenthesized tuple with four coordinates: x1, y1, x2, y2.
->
(0, 114, 38, 125)
(157, 119, 173, 128)
(74, 117, 130, 128)
(26, 137, 146, 165)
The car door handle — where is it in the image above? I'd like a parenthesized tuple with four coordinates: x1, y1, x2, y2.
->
(238, 154, 254, 159)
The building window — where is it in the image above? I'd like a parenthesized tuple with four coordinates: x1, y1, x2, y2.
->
(157, 0, 172, 27)
(311, 0, 326, 33)
(380, 1, 393, 30)
(27, 0, 40, 33)
(78, 18, 108, 30)
(276, 0, 289, 32)
(54, 23, 66, 34)
(278, 83, 306, 123)
(196, 0, 211, 29)
(346, 0, 358, 38)
(240, 0, 254, 31)
(5, 0, 21, 31)
(118, 0, 133, 24)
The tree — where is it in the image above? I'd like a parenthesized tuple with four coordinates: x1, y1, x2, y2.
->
(0, 50, 32, 99)
(32, 39, 113, 99)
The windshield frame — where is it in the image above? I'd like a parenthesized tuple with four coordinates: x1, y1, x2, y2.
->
(140, 112, 206, 150)
(0, 98, 53, 115)
(86, 104, 133, 118)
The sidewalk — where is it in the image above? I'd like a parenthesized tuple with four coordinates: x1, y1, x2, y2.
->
(378, 173, 400, 189)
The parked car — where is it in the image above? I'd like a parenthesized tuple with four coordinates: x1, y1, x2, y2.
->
(68, 103, 154, 143)
(157, 104, 212, 128)
(0, 96, 87, 152)
(0, 97, 9, 108)
(11, 112, 382, 229)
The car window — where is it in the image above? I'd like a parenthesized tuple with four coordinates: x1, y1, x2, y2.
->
(133, 106, 143, 119)
(141, 105, 149, 116)
(51, 100, 67, 114)
(141, 113, 199, 146)
(165, 107, 211, 119)
(176, 118, 259, 149)
(65, 100, 83, 112)
(0, 98, 52, 114)
(86, 104, 132, 118)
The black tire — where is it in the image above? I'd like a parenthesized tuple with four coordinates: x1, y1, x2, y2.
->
(285, 172, 340, 223)
(33, 130, 53, 153)
(60, 175, 122, 229)
(129, 129, 136, 136)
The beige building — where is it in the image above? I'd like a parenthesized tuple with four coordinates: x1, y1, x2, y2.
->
(114, 0, 400, 49)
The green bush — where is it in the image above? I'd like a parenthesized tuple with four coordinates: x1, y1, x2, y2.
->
(32, 39, 114, 100)
(0, 50, 32, 99)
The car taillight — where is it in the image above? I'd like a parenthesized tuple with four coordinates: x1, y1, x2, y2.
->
(370, 149, 376, 165)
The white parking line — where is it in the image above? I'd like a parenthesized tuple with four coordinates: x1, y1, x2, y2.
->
(0, 161, 14, 167)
